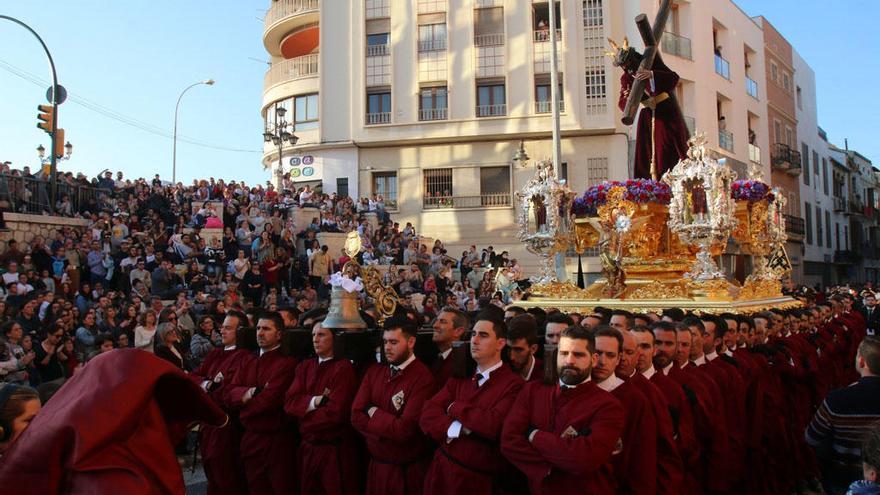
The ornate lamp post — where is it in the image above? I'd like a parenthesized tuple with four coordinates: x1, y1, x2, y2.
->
(263, 102, 298, 186)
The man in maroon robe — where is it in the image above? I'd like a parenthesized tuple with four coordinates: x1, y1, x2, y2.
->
(611, 41, 689, 179)
(419, 313, 523, 494)
(506, 314, 543, 382)
(224, 311, 299, 495)
(617, 328, 684, 495)
(591, 326, 657, 495)
(285, 321, 360, 495)
(430, 307, 469, 388)
(351, 318, 437, 495)
(189, 310, 254, 495)
(501, 326, 624, 494)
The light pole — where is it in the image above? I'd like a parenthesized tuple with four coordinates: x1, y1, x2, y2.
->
(37, 141, 73, 169)
(263, 102, 298, 187)
(172, 79, 214, 184)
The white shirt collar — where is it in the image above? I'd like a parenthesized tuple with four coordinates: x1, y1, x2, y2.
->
(705, 350, 718, 362)
(523, 355, 537, 381)
(661, 362, 674, 375)
(259, 345, 280, 356)
(439, 347, 452, 360)
(641, 365, 656, 380)
(475, 360, 504, 386)
(318, 354, 334, 363)
(723, 349, 734, 357)
(224, 345, 236, 351)
(679, 361, 690, 370)
(559, 375, 591, 389)
(596, 374, 623, 392)
(693, 355, 706, 366)
(392, 353, 417, 372)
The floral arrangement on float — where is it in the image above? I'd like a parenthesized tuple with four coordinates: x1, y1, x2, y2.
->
(730, 179, 774, 203)
(576, 179, 672, 210)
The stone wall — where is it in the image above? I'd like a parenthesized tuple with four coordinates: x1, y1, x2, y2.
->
(0, 213, 90, 253)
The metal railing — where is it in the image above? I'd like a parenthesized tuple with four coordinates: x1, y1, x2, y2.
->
(474, 33, 505, 47)
(417, 0, 445, 13)
(533, 29, 562, 42)
(745, 76, 759, 98)
(419, 108, 448, 121)
(366, 112, 391, 125)
(684, 115, 695, 136)
(850, 201, 866, 216)
(834, 250, 861, 264)
(833, 196, 846, 212)
(265, 0, 319, 29)
(772, 143, 802, 174)
(535, 100, 564, 113)
(476, 104, 506, 117)
(661, 31, 692, 60)
(418, 39, 447, 52)
(0, 174, 104, 216)
(785, 215, 805, 237)
(264, 53, 319, 88)
(422, 193, 511, 209)
(366, 44, 389, 56)
(749, 143, 761, 164)
(719, 129, 734, 152)
(714, 54, 730, 80)
(475, 0, 501, 6)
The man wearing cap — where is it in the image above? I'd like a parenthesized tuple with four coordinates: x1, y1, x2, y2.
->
(223, 311, 298, 495)
(352, 317, 437, 495)
(285, 321, 360, 495)
(190, 310, 254, 495)
(420, 313, 523, 494)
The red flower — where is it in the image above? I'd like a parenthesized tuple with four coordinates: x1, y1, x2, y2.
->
(743, 182, 752, 189)
(598, 184, 605, 191)
(732, 183, 740, 190)
(645, 183, 655, 191)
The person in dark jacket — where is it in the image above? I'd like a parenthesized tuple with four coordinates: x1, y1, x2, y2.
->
(154, 323, 184, 369)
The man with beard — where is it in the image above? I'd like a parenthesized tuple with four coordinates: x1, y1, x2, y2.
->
(430, 307, 469, 388)
(420, 313, 523, 494)
(616, 328, 683, 495)
(190, 310, 253, 495)
(631, 325, 699, 492)
(351, 318, 437, 495)
(501, 326, 624, 494)
(506, 314, 542, 382)
(223, 311, 299, 495)
(285, 321, 360, 495)
(591, 326, 656, 495)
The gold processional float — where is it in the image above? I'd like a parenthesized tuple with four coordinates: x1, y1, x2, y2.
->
(512, 133, 801, 316)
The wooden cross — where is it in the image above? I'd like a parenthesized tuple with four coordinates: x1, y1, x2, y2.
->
(620, 0, 675, 126)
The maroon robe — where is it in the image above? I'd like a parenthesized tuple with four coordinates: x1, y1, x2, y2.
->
(430, 352, 455, 388)
(698, 355, 746, 485)
(607, 378, 658, 495)
(224, 348, 299, 495)
(501, 380, 625, 495)
(649, 370, 701, 495)
(618, 58, 689, 179)
(419, 364, 524, 494)
(624, 372, 684, 495)
(190, 347, 254, 495)
(285, 357, 360, 495)
(351, 360, 437, 495)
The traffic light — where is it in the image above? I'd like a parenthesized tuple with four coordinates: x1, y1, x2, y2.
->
(54, 129, 65, 158)
(37, 104, 55, 134)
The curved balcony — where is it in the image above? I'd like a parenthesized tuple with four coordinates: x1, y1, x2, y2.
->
(264, 53, 319, 91)
(263, 0, 320, 56)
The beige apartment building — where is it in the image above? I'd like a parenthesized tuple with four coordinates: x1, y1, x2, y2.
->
(261, 0, 771, 276)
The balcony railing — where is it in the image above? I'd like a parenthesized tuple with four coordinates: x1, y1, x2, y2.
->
(661, 31, 692, 60)
(264, 53, 319, 88)
(265, 0, 319, 29)
(474, 33, 505, 47)
(684, 115, 695, 136)
(0, 174, 104, 216)
(476, 103, 506, 117)
(533, 29, 562, 42)
(771, 143, 803, 175)
(834, 250, 861, 264)
(719, 129, 734, 152)
(748, 143, 761, 164)
(785, 214, 805, 237)
(833, 196, 847, 212)
(714, 54, 730, 80)
(418, 108, 448, 121)
(366, 112, 391, 125)
(423, 193, 511, 209)
(745, 76, 759, 98)
(475, 0, 501, 6)
(417, 0, 445, 13)
(366, 44, 389, 56)
(850, 200, 866, 216)
(535, 100, 565, 113)
(418, 39, 447, 52)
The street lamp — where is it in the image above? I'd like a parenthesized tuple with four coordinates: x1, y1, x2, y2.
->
(512, 139, 530, 167)
(263, 102, 298, 185)
(37, 141, 72, 168)
(172, 79, 214, 184)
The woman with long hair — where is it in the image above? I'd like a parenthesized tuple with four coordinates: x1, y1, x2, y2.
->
(133, 310, 158, 354)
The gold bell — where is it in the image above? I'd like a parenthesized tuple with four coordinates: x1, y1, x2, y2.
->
(322, 286, 367, 331)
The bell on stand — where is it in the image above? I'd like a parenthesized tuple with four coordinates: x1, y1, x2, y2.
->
(322, 286, 367, 331)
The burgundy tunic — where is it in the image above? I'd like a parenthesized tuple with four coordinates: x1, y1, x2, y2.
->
(608, 379, 658, 495)
(190, 347, 254, 495)
(419, 364, 523, 494)
(649, 370, 701, 495)
(285, 357, 360, 495)
(501, 380, 625, 495)
(351, 360, 437, 495)
(224, 348, 299, 495)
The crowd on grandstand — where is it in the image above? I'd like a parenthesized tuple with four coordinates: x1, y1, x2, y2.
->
(0, 166, 879, 495)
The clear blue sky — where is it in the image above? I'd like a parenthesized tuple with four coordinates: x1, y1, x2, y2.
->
(1, 0, 876, 187)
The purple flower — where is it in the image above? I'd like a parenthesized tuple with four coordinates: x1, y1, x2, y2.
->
(731, 180, 771, 202)
(579, 179, 671, 207)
